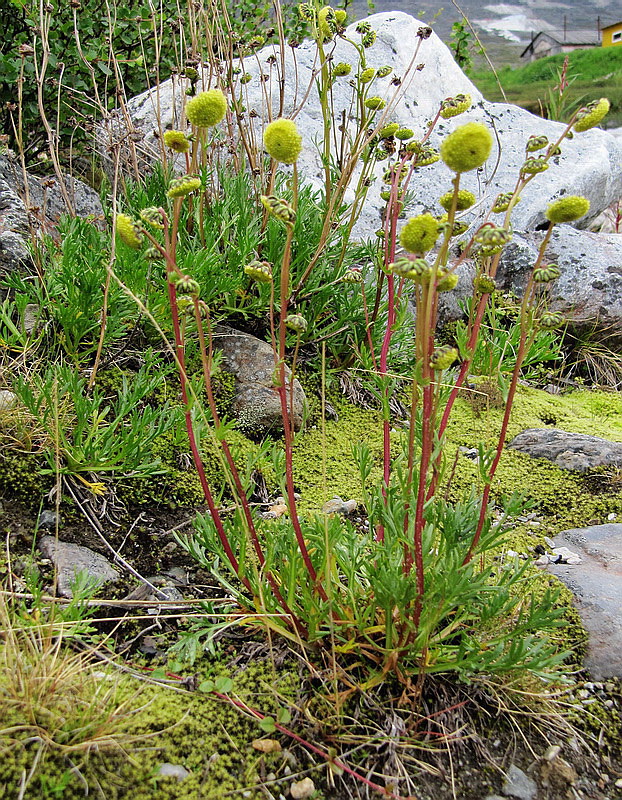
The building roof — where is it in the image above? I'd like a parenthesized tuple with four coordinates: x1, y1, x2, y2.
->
(601, 21, 622, 31)
(520, 29, 600, 58)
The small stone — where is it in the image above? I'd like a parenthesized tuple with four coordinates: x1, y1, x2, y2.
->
(535, 555, 550, 566)
(544, 536, 555, 548)
(608, 513, 617, 521)
(156, 763, 191, 781)
(502, 764, 537, 800)
(290, 777, 315, 799)
(543, 745, 562, 761)
(38, 510, 60, 530)
(552, 546, 581, 565)
(604, 699, 614, 708)
(322, 497, 357, 515)
(506, 550, 519, 558)
(22, 303, 40, 335)
(252, 738, 282, 754)
(0, 389, 18, 412)
(39, 535, 120, 598)
(615, 777, 622, 788)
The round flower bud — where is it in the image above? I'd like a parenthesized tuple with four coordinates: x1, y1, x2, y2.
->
(437, 214, 469, 236)
(390, 257, 432, 283)
(298, 3, 314, 22)
(356, 20, 371, 34)
(318, 6, 337, 40)
(263, 118, 302, 164)
(526, 134, 548, 153)
(538, 311, 564, 330)
(436, 269, 459, 292)
(379, 122, 399, 138)
(533, 264, 561, 283)
(244, 260, 273, 283)
(439, 189, 476, 212)
(335, 9, 347, 24)
(240, 73, 252, 84)
(144, 246, 163, 261)
(362, 30, 377, 47)
(408, 143, 440, 166)
(360, 68, 376, 84)
(261, 195, 296, 226)
(520, 156, 549, 175)
(492, 192, 516, 213)
(400, 213, 439, 254)
(474, 223, 511, 255)
(474, 274, 496, 294)
(185, 89, 227, 128)
(163, 129, 191, 153)
(544, 195, 590, 224)
(333, 62, 352, 77)
(140, 206, 164, 229)
(340, 268, 363, 283)
(167, 175, 202, 198)
(115, 213, 143, 249)
(285, 313, 308, 334)
(380, 190, 392, 201)
(430, 346, 459, 370)
(365, 97, 386, 111)
(175, 275, 201, 295)
(440, 122, 493, 173)
(440, 93, 471, 119)
(376, 65, 393, 78)
(395, 127, 414, 140)
(574, 98, 609, 132)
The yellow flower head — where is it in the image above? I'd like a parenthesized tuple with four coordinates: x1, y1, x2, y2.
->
(400, 213, 439, 254)
(439, 189, 476, 212)
(359, 68, 375, 84)
(163, 130, 191, 153)
(544, 195, 590, 224)
(440, 122, 493, 173)
(440, 94, 471, 119)
(430, 346, 459, 370)
(263, 118, 302, 164)
(318, 6, 337, 40)
(364, 96, 386, 111)
(115, 213, 142, 249)
(167, 175, 201, 198)
(185, 89, 227, 128)
(379, 122, 400, 138)
(574, 98, 609, 132)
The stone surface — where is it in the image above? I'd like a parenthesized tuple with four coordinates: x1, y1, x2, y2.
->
(496, 227, 622, 340)
(214, 325, 305, 436)
(501, 764, 537, 800)
(548, 524, 622, 679)
(0, 389, 18, 412)
(39, 535, 120, 598)
(508, 428, 622, 472)
(156, 763, 191, 781)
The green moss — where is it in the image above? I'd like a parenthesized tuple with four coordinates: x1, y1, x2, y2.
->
(0, 451, 52, 504)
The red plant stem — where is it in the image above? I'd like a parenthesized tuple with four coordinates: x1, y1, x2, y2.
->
(193, 301, 307, 635)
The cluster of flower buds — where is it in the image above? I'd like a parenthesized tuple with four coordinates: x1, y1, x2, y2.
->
(430, 346, 459, 370)
(491, 192, 515, 213)
(333, 62, 352, 77)
(167, 175, 201, 198)
(574, 98, 609, 132)
(533, 264, 560, 283)
(439, 189, 476, 212)
(340, 267, 363, 283)
(115, 214, 143, 250)
(538, 311, 564, 330)
(436, 268, 459, 292)
(520, 156, 549, 175)
(244, 260, 273, 283)
(364, 96, 385, 111)
(474, 223, 512, 256)
(140, 207, 165, 229)
(261, 195, 296, 226)
(474, 274, 497, 294)
(389, 256, 432, 283)
(406, 141, 440, 166)
(440, 93, 471, 119)
(526, 134, 548, 153)
(168, 273, 200, 296)
(376, 66, 393, 78)
(437, 214, 469, 237)
(285, 313, 308, 334)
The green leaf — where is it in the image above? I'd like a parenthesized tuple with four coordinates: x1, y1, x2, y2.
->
(198, 679, 215, 693)
(259, 716, 276, 733)
(276, 707, 291, 725)
(214, 675, 234, 693)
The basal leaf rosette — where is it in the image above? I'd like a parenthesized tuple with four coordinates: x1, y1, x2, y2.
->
(263, 119, 302, 164)
(185, 89, 227, 128)
(545, 195, 590, 224)
(440, 122, 492, 174)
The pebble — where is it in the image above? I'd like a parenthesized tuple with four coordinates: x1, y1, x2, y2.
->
(290, 777, 315, 798)
(251, 739, 281, 754)
(321, 497, 357, 515)
(501, 764, 537, 800)
(156, 763, 191, 781)
(0, 389, 18, 412)
(615, 778, 622, 788)
(38, 510, 61, 530)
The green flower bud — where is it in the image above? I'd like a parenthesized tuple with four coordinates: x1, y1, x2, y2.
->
(437, 214, 469, 236)
(474, 223, 511, 255)
(390, 257, 432, 283)
(439, 93, 471, 119)
(436, 269, 459, 291)
(474, 274, 496, 294)
(184, 67, 199, 82)
(244, 259, 273, 283)
(380, 190, 392, 201)
(439, 189, 476, 212)
(430, 346, 459, 370)
(395, 127, 414, 140)
(263, 118, 302, 164)
(409, 144, 440, 166)
(261, 195, 296, 226)
(365, 96, 386, 111)
(376, 65, 392, 78)
(400, 213, 439, 254)
(340, 268, 363, 283)
(174, 274, 201, 295)
(526, 134, 548, 152)
(356, 20, 371, 34)
(185, 89, 227, 128)
(362, 30, 377, 47)
(163, 129, 191, 153)
(520, 156, 549, 175)
(247, 35, 265, 49)
(115, 213, 143, 249)
(545, 195, 590, 224)
(334, 9, 347, 24)
(379, 122, 399, 138)
(298, 3, 314, 22)
(240, 73, 252, 84)
(318, 6, 337, 41)
(574, 98, 609, 132)
(140, 206, 164, 229)
(492, 192, 516, 213)
(360, 68, 375, 84)
(333, 62, 352, 77)
(441, 122, 493, 173)
(144, 246, 163, 261)
(167, 175, 202, 198)
(538, 311, 564, 330)
(285, 313, 307, 334)
(533, 264, 560, 283)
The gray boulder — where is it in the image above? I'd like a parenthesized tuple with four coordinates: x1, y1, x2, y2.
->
(508, 428, 622, 472)
(214, 325, 306, 436)
(39, 534, 120, 598)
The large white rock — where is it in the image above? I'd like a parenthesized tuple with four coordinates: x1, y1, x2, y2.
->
(100, 11, 622, 239)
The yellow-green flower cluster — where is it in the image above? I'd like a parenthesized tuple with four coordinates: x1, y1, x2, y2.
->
(390, 257, 431, 282)
(407, 142, 440, 166)
(115, 213, 142, 249)
(360, 68, 375, 84)
(400, 213, 439, 254)
(430, 346, 458, 370)
(439, 189, 476, 212)
(333, 62, 352, 77)
(520, 156, 549, 175)
(538, 311, 564, 330)
(492, 192, 516, 213)
(474, 224, 511, 256)
(437, 214, 469, 236)
(167, 175, 201, 198)
(163, 130, 191, 153)
(440, 122, 492, 173)
(440, 94, 471, 119)
(574, 98, 609, 132)
(318, 6, 337, 40)
(186, 89, 227, 128)
(474, 274, 496, 294)
(263, 118, 302, 164)
(533, 264, 560, 283)
(140, 207, 164, 229)
(395, 127, 413, 140)
(285, 314, 308, 334)
(364, 97, 385, 111)
(261, 195, 296, 226)
(526, 134, 548, 153)
(379, 122, 399, 138)
(544, 195, 590, 224)
(244, 260, 273, 283)
(436, 269, 459, 291)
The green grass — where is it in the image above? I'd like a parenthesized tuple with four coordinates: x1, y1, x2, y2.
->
(471, 46, 622, 125)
